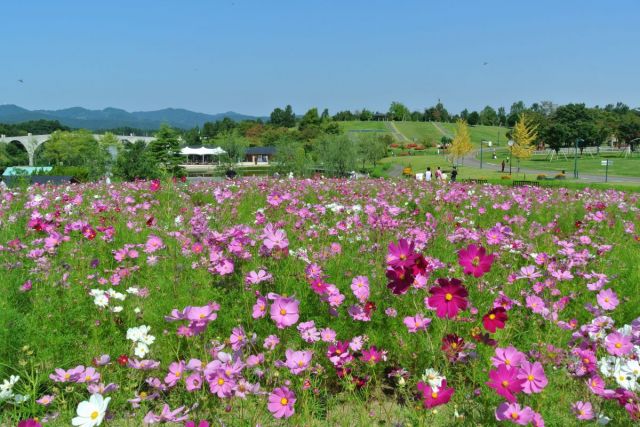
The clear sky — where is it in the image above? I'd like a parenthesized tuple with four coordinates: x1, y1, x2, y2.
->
(1, 0, 638, 116)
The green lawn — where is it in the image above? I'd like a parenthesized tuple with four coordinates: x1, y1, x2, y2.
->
(337, 121, 389, 132)
(485, 148, 640, 177)
(393, 121, 443, 144)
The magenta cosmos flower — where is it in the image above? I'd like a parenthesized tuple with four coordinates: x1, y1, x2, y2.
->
(458, 244, 495, 278)
(268, 386, 296, 419)
(495, 402, 535, 425)
(487, 365, 524, 402)
(516, 360, 548, 394)
(417, 380, 454, 408)
(482, 307, 508, 333)
(386, 239, 417, 268)
(427, 278, 468, 319)
(604, 332, 633, 356)
(269, 297, 300, 329)
(18, 420, 42, 427)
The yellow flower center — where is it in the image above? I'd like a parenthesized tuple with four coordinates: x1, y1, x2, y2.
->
(451, 343, 458, 349)
(431, 392, 438, 399)
(218, 378, 225, 385)
(502, 380, 509, 387)
(472, 256, 480, 267)
(583, 358, 590, 364)
(140, 392, 147, 398)
(298, 361, 304, 367)
(175, 371, 181, 378)
(64, 373, 71, 380)
(615, 342, 622, 349)
(280, 397, 288, 405)
(527, 375, 534, 381)
(505, 359, 511, 365)
(511, 412, 519, 420)
(579, 410, 585, 415)
(91, 411, 99, 420)
(199, 314, 206, 319)
(415, 321, 422, 327)
(445, 293, 453, 301)
(489, 314, 496, 320)
(280, 309, 287, 315)
(85, 375, 92, 381)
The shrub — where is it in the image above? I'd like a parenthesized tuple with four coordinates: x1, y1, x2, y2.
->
(537, 174, 546, 180)
(501, 175, 512, 180)
(555, 174, 566, 180)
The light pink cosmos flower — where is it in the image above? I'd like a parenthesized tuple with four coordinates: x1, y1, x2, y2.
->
(229, 326, 247, 351)
(78, 367, 100, 383)
(245, 269, 273, 285)
(596, 288, 619, 310)
(164, 361, 185, 387)
(185, 373, 203, 392)
(350, 276, 370, 303)
(269, 297, 300, 329)
(49, 365, 84, 383)
(143, 404, 188, 424)
(36, 395, 55, 406)
(492, 346, 526, 369)
(268, 386, 296, 419)
(297, 320, 320, 342)
(207, 370, 235, 398)
(604, 332, 633, 356)
(495, 402, 535, 425)
(320, 328, 337, 343)
(572, 401, 594, 420)
(263, 335, 280, 350)
(284, 349, 313, 375)
(252, 296, 268, 319)
(515, 265, 542, 280)
(403, 314, 431, 333)
(262, 224, 289, 251)
(144, 235, 164, 254)
(517, 361, 548, 394)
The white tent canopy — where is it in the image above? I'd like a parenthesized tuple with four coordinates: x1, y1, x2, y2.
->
(180, 146, 226, 156)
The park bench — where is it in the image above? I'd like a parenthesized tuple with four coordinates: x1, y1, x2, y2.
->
(512, 180, 540, 188)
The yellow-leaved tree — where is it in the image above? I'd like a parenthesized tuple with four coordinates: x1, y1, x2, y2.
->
(449, 119, 473, 165)
(511, 113, 538, 172)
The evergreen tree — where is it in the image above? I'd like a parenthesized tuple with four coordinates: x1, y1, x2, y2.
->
(148, 124, 184, 176)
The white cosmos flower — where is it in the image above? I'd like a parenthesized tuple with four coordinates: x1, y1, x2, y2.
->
(72, 393, 110, 427)
(134, 342, 149, 358)
(613, 366, 637, 391)
(93, 295, 109, 308)
(110, 306, 123, 313)
(421, 368, 445, 392)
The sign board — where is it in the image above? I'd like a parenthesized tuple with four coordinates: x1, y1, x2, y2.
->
(601, 160, 613, 166)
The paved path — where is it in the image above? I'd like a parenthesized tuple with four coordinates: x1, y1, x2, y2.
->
(462, 150, 640, 184)
(387, 163, 405, 177)
(386, 121, 409, 142)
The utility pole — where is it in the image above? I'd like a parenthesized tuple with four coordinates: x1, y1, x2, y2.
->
(574, 139, 581, 179)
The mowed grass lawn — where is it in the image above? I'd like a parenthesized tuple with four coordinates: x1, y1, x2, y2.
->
(487, 148, 640, 177)
(337, 121, 390, 132)
(441, 123, 510, 147)
(393, 121, 444, 144)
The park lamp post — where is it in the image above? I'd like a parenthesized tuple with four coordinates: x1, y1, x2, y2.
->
(507, 140, 514, 175)
(574, 138, 583, 179)
(479, 140, 492, 169)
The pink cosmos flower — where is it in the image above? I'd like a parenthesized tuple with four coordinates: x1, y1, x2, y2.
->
(597, 288, 619, 310)
(268, 386, 296, 419)
(263, 335, 280, 350)
(457, 244, 495, 277)
(36, 395, 55, 406)
(604, 332, 633, 356)
(495, 402, 535, 425)
(270, 297, 300, 329)
(143, 404, 188, 424)
(386, 239, 417, 268)
(165, 361, 185, 387)
(525, 295, 547, 315)
(18, 420, 42, 427)
(144, 235, 164, 254)
(245, 269, 273, 285)
(262, 224, 289, 250)
(515, 265, 542, 280)
(207, 371, 235, 398)
(320, 328, 337, 343)
(360, 346, 384, 365)
(185, 421, 209, 427)
(284, 349, 313, 375)
(253, 296, 268, 319)
(229, 326, 247, 351)
(487, 364, 524, 402)
(427, 278, 468, 319)
(403, 314, 431, 333)
(185, 373, 203, 392)
(417, 380, 454, 408)
(351, 276, 370, 303)
(492, 346, 526, 369)
(482, 307, 508, 333)
(572, 401, 594, 420)
(297, 320, 320, 342)
(517, 361, 548, 394)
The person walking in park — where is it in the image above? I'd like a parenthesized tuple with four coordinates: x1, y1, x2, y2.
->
(501, 160, 505, 173)
(450, 166, 458, 183)
(425, 167, 432, 182)
(435, 166, 443, 181)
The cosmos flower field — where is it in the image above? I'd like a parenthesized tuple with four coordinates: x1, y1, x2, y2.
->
(1, 178, 640, 426)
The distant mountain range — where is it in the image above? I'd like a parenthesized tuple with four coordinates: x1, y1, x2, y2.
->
(0, 105, 264, 130)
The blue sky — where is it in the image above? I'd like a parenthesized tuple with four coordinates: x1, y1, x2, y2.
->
(1, 0, 638, 116)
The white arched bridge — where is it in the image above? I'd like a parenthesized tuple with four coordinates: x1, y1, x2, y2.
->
(0, 133, 156, 166)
